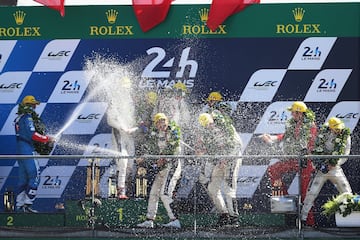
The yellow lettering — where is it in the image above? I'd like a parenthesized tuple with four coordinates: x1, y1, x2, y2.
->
(285, 24, 294, 33)
(217, 25, 227, 34)
(276, 25, 285, 33)
(312, 24, 320, 33)
(98, 26, 107, 35)
(89, 26, 99, 35)
(115, 26, 124, 35)
(106, 26, 113, 35)
(23, 27, 31, 36)
(32, 27, 41, 36)
(118, 208, 123, 222)
(276, 23, 321, 34)
(200, 25, 209, 34)
(182, 24, 227, 35)
(7, 216, 14, 226)
(89, 25, 134, 36)
(75, 215, 87, 221)
(182, 25, 192, 35)
(7, 28, 15, 37)
(191, 25, 201, 34)
(124, 26, 133, 35)
(16, 28, 23, 36)
(295, 24, 304, 33)
(0, 27, 40, 37)
(303, 24, 311, 33)
(0, 28, 6, 36)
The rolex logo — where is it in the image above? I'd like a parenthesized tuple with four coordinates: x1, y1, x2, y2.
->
(182, 7, 226, 35)
(13, 10, 26, 25)
(90, 9, 133, 36)
(106, 9, 118, 24)
(199, 8, 209, 23)
(276, 7, 320, 34)
(292, 7, 305, 22)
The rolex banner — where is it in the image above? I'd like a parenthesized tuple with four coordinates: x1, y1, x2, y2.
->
(207, 0, 260, 31)
(0, 3, 359, 227)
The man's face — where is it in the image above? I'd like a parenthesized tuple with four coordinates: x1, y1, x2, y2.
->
(26, 103, 37, 110)
(175, 90, 184, 100)
(156, 119, 168, 132)
(206, 123, 214, 129)
(208, 100, 216, 107)
(291, 111, 303, 122)
(203, 118, 214, 129)
(330, 128, 341, 135)
(175, 95, 182, 101)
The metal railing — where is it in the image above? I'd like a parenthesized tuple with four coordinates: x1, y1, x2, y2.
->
(1, 153, 359, 159)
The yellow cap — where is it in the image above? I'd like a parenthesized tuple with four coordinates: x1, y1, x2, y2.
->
(173, 82, 187, 93)
(287, 101, 307, 112)
(198, 113, 213, 127)
(153, 113, 168, 124)
(147, 91, 157, 105)
(207, 92, 222, 102)
(22, 95, 40, 105)
(328, 117, 345, 130)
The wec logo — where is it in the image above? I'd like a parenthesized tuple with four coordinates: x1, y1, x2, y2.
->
(77, 114, 101, 120)
(0, 83, 22, 89)
(253, 81, 277, 87)
(336, 113, 359, 119)
(48, 51, 71, 57)
(238, 176, 260, 184)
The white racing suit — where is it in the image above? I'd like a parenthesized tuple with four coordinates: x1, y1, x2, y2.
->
(200, 150, 242, 217)
(110, 127, 135, 194)
(152, 92, 192, 196)
(198, 115, 242, 220)
(144, 121, 182, 222)
(146, 158, 182, 221)
(107, 98, 135, 197)
(301, 131, 352, 221)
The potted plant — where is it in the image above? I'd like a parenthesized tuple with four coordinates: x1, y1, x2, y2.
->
(322, 192, 360, 227)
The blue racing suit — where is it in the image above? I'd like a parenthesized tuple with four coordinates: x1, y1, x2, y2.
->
(14, 112, 48, 208)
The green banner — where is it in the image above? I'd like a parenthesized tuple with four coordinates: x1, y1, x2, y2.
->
(0, 3, 359, 39)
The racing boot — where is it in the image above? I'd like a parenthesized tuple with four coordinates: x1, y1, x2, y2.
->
(216, 213, 231, 226)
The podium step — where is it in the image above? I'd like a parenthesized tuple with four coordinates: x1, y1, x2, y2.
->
(1, 199, 286, 228)
(0, 212, 64, 227)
